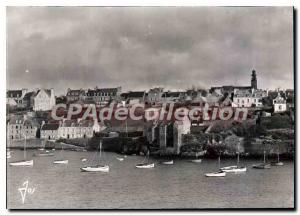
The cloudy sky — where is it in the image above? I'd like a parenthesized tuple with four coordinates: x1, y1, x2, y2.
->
(7, 7, 293, 95)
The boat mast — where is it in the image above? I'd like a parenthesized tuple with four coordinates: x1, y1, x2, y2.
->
(263, 150, 266, 163)
(218, 156, 221, 169)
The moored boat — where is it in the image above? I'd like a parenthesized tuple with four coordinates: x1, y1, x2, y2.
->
(252, 151, 271, 169)
(53, 160, 68, 164)
(81, 165, 109, 172)
(9, 160, 33, 166)
(220, 144, 247, 173)
(205, 171, 226, 177)
(33, 152, 54, 157)
(81, 141, 109, 173)
(9, 134, 33, 167)
(116, 157, 124, 161)
(135, 150, 154, 169)
(162, 160, 174, 165)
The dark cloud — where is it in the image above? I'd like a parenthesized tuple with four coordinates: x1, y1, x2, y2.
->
(7, 7, 293, 95)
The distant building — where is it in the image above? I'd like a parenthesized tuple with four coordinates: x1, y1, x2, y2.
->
(58, 119, 94, 139)
(84, 87, 121, 105)
(41, 123, 60, 140)
(6, 89, 27, 108)
(33, 88, 56, 111)
(210, 69, 258, 97)
(161, 91, 185, 103)
(7, 115, 39, 140)
(122, 91, 146, 105)
(273, 93, 287, 113)
(66, 89, 85, 103)
(232, 89, 265, 108)
(147, 87, 164, 105)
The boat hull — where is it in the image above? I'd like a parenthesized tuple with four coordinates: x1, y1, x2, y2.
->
(271, 162, 284, 166)
(220, 165, 238, 170)
(252, 163, 271, 169)
(190, 159, 202, 163)
(80, 165, 109, 172)
(136, 163, 155, 168)
(205, 172, 226, 177)
(33, 153, 54, 157)
(162, 160, 174, 165)
(9, 160, 33, 166)
(53, 160, 68, 164)
(221, 167, 247, 173)
(116, 157, 124, 161)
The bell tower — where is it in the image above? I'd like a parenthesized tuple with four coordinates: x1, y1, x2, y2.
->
(251, 70, 257, 89)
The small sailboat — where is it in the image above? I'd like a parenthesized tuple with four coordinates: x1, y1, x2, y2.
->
(9, 136, 33, 167)
(162, 160, 174, 165)
(136, 150, 155, 169)
(190, 151, 203, 163)
(271, 152, 284, 166)
(33, 150, 54, 157)
(205, 156, 226, 177)
(252, 151, 271, 169)
(53, 145, 68, 164)
(81, 158, 87, 162)
(220, 144, 246, 173)
(80, 141, 109, 172)
(116, 157, 124, 161)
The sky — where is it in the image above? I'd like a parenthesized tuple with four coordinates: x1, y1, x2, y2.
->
(7, 7, 293, 95)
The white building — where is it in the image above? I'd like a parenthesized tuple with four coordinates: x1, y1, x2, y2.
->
(33, 89, 56, 111)
(232, 89, 265, 108)
(273, 93, 287, 113)
(58, 119, 97, 139)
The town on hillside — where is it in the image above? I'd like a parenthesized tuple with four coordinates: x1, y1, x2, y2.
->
(6, 70, 295, 158)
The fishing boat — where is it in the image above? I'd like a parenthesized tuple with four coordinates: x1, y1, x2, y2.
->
(80, 141, 109, 172)
(191, 152, 202, 163)
(271, 152, 284, 166)
(162, 160, 174, 165)
(53, 144, 68, 164)
(116, 157, 124, 161)
(220, 144, 247, 173)
(9, 135, 33, 167)
(205, 156, 226, 177)
(252, 151, 271, 169)
(33, 151, 54, 157)
(136, 150, 155, 169)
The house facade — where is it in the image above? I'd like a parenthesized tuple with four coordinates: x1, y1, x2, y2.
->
(7, 115, 39, 140)
(66, 89, 85, 103)
(232, 89, 265, 108)
(41, 123, 60, 140)
(84, 87, 121, 105)
(33, 89, 56, 111)
(6, 89, 27, 108)
(147, 87, 164, 105)
(273, 93, 287, 113)
(58, 120, 94, 139)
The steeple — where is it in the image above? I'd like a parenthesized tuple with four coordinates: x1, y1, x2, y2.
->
(251, 69, 257, 89)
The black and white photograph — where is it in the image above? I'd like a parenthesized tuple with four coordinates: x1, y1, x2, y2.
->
(5, 5, 295, 210)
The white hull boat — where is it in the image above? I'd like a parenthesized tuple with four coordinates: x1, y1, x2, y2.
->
(116, 157, 124, 161)
(162, 160, 174, 165)
(34, 152, 54, 157)
(220, 165, 238, 170)
(221, 166, 247, 173)
(136, 163, 155, 169)
(81, 165, 109, 172)
(81, 158, 87, 162)
(53, 160, 68, 164)
(190, 159, 202, 163)
(271, 162, 284, 166)
(205, 171, 226, 177)
(9, 160, 33, 166)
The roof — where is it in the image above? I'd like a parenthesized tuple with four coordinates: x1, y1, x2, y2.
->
(7, 90, 22, 98)
(36, 89, 52, 97)
(23, 92, 36, 100)
(41, 123, 60, 130)
(85, 88, 120, 96)
(66, 89, 84, 96)
(127, 91, 145, 98)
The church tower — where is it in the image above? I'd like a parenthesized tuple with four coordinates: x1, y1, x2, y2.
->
(251, 70, 257, 89)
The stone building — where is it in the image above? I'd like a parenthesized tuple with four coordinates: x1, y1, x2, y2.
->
(7, 115, 39, 140)
(33, 88, 56, 111)
(273, 92, 287, 113)
(41, 123, 60, 140)
(6, 89, 27, 108)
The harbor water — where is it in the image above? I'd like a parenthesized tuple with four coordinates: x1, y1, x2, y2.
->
(7, 149, 294, 209)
